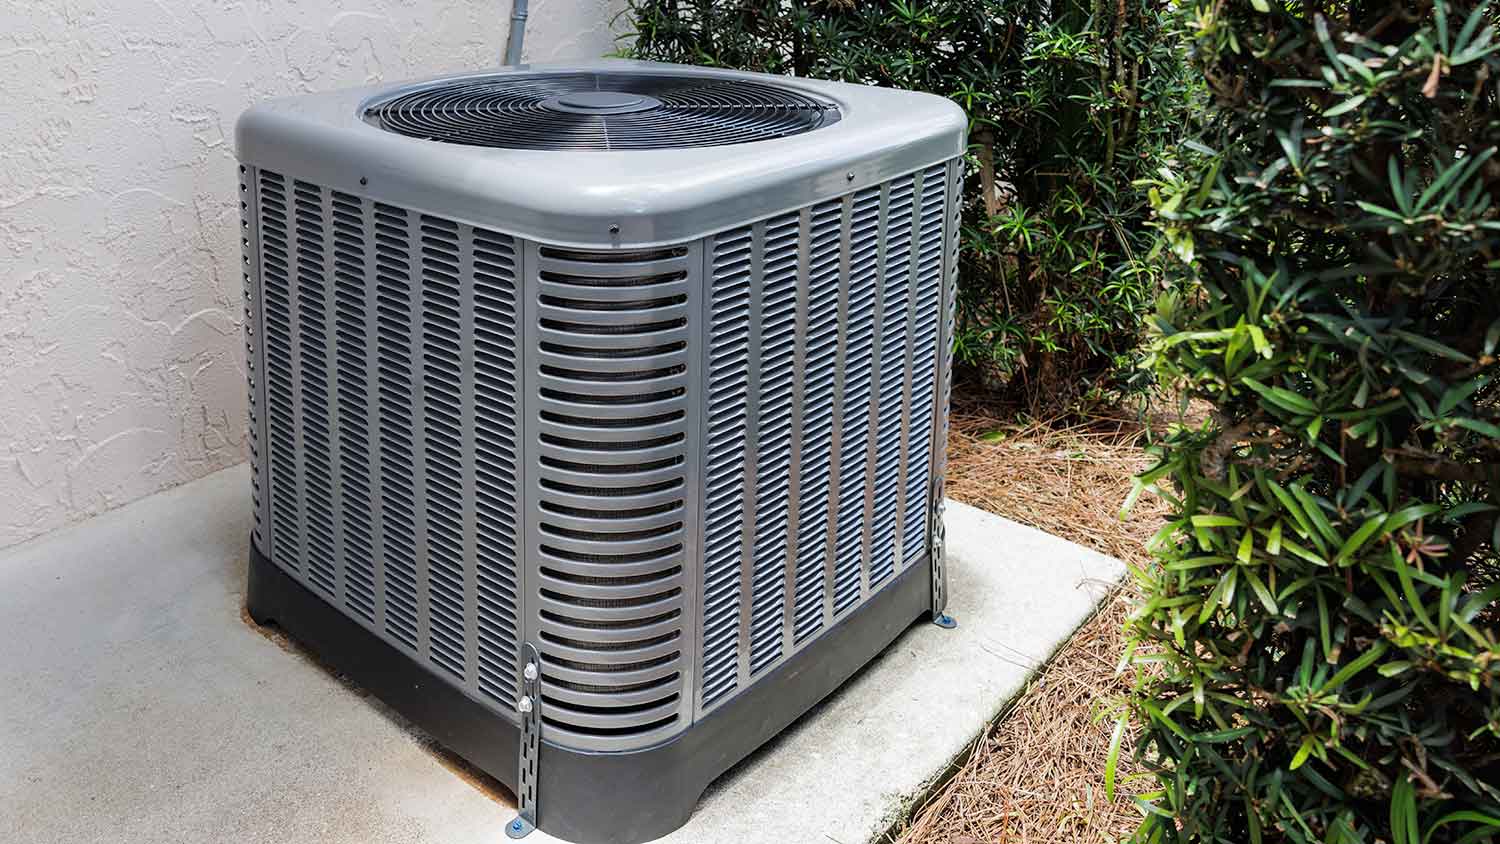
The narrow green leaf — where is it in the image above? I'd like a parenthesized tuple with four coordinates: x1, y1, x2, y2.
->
(1389, 156, 1413, 217)
(1356, 200, 1409, 221)
(1393, 329, 1475, 363)
(1243, 568, 1279, 615)
(1379, 660, 1413, 677)
(1460, 582, 1500, 623)
(1386, 504, 1442, 533)
(1104, 713, 1127, 801)
(1318, 640, 1389, 694)
(1243, 377, 1320, 415)
(1290, 736, 1315, 770)
(1335, 516, 1386, 565)
(1456, 418, 1500, 439)
(1423, 810, 1500, 844)
(1393, 774, 1419, 844)
(1325, 94, 1368, 117)
(1291, 482, 1341, 549)
(1392, 544, 1437, 630)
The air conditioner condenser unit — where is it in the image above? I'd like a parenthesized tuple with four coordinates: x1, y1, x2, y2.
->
(237, 61, 964, 844)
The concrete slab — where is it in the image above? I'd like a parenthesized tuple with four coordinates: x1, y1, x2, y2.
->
(0, 464, 1124, 844)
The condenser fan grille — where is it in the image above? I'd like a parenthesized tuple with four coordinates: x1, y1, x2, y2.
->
(363, 72, 840, 150)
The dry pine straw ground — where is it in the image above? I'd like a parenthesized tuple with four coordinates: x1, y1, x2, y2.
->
(890, 403, 1169, 844)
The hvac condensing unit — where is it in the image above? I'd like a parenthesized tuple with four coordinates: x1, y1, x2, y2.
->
(238, 61, 964, 844)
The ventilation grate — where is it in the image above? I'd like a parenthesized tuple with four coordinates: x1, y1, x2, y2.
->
(748, 214, 798, 677)
(790, 201, 841, 646)
(835, 187, 881, 600)
(258, 172, 302, 578)
(331, 191, 376, 622)
(902, 166, 948, 567)
(528, 244, 695, 749)
(472, 227, 522, 707)
(240, 166, 267, 556)
(372, 202, 421, 651)
(293, 181, 338, 598)
(700, 227, 752, 709)
(868, 175, 917, 596)
(364, 72, 839, 150)
(421, 216, 469, 680)
(250, 160, 956, 744)
(696, 165, 950, 715)
(255, 175, 522, 715)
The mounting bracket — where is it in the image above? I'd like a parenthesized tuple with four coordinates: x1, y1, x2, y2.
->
(929, 478, 956, 629)
(506, 643, 541, 839)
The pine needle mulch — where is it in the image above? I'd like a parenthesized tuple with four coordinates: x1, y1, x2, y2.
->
(891, 401, 1169, 844)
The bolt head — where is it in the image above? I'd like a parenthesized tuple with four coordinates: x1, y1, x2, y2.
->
(511, 820, 523, 830)
(523, 662, 538, 681)
(517, 695, 533, 714)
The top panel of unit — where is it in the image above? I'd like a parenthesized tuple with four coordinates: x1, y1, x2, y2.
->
(235, 61, 966, 247)
(363, 71, 842, 150)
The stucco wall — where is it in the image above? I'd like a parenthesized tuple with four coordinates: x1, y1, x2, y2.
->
(0, 0, 622, 551)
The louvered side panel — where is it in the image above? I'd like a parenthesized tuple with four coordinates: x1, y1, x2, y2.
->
(257, 172, 302, 577)
(748, 214, 799, 676)
(372, 202, 420, 651)
(835, 188, 881, 599)
(471, 227, 521, 708)
(791, 201, 841, 645)
(292, 181, 337, 597)
(867, 175, 917, 598)
(331, 191, 376, 621)
(700, 227, 752, 710)
(252, 176, 526, 723)
(694, 164, 958, 716)
(239, 165, 268, 556)
(420, 216, 469, 680)
(902, 167, 947, 564)
(525, 243, 699, 752)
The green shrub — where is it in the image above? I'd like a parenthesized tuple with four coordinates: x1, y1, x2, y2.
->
(617, 0, 1193, 409)
(1122, 1, 1500, 841)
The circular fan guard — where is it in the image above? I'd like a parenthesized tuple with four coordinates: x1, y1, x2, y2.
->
(363, 72, 841, 150)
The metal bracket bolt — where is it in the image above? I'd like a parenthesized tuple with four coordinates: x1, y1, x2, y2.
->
(507, 646, 542, 839)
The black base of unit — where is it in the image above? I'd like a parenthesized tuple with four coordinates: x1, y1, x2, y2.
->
(246, 541, 933, 844)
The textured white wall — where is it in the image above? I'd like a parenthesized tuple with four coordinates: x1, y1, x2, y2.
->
(0, 0, 622, 550)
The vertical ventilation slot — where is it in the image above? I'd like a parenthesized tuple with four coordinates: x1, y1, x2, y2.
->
(530, 244, 695, 749)
(293, 181, 337, 598)
(903, 166, 947, 564)
(331, 191, 376, 621)
(701, 227, 752, 709)
(240, 166, 266, 555)
(791, 201, 842, 645)
(421, 216, 468, 680)
(473, 227, 522, 706)
(373, 202, 420, 651)
(836, 188, 881, 598)
(868, 175, 917, 597)
(748, 214, 799, 676)
(258, 171, 301, 576)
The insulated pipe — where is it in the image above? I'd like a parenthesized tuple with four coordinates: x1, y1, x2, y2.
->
(504, 0, 529, 65)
